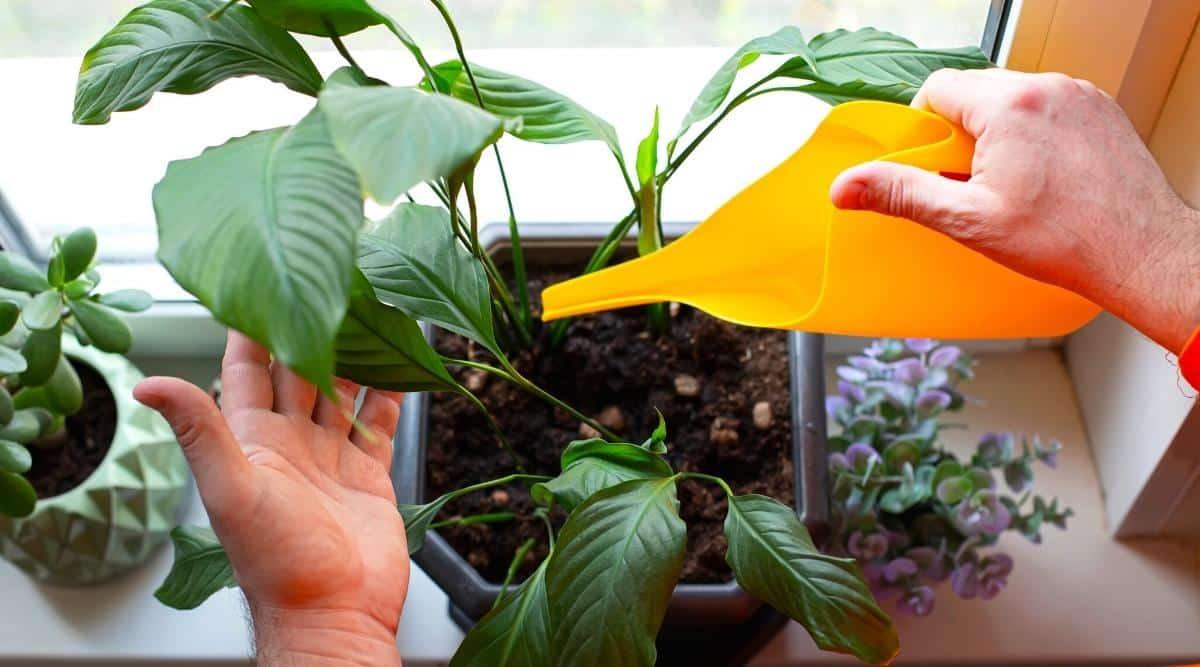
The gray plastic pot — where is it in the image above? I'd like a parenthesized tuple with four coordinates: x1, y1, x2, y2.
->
(392, 223, 829, 665)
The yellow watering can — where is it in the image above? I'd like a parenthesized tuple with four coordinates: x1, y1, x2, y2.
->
(541, 100, 1099, 338)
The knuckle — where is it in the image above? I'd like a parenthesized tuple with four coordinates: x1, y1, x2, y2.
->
(1007, 81, 1047, 113)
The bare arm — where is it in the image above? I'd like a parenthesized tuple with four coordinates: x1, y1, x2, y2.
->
(830, 68, 1200, 354)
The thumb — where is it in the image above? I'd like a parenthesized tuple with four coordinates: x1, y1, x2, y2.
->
(135, 376, 253, 517)
(830, 161, 995, 238)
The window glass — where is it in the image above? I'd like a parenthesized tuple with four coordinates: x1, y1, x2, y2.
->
(0, 0, 995, 265)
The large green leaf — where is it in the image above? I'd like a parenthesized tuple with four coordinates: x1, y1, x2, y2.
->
(450, 558, 550, 667)
(426, 60, 621, 158)
(775, 28, 991, 105)
(532, 439, 673, 512)
(398, 497, 452, 556)
(546, 478, 686, 666)
(724, 494, 898, 665)
(319, 83, 509, 204)
(357, 204, 500, 356)
(153, 107, 362, 393)
(674, 26, 814, 144)
(246, 0, 380, 35)
(0, 471, 36, 518)
(334, 270, 457, 392)
(73, 0, 322, 124)
(155, 525, 239, 610)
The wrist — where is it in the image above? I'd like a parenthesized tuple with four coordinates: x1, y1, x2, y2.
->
(1100, 198, 1200, 353)
(250, 604, 401, 667)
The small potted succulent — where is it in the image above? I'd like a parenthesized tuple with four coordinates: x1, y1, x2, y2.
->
(74, 0, 991, 662)
(825, 338, 1072, 617)
(0, 228, 185, 586)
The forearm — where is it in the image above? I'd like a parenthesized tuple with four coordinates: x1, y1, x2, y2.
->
(1095, 197, 1200, 354)
(250, 605, 402, 667)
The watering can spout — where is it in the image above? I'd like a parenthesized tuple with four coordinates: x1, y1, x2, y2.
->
(541, 101, 1100, 338)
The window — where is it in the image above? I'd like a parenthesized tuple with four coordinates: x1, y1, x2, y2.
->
(0, 0, 1003, 297)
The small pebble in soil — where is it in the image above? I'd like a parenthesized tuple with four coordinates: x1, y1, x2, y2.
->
(464, 369, 488, 393)
(753, 401, 773, 430)
(579, 422, 601, 439)
(709, 417, 740, 446)
(597, 405, 625, 432)
(669, 302, 681, 317)
(490, 488, 509, 505)
(674, 373, 700, 397)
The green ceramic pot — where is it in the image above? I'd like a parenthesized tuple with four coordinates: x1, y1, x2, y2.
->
(0, 338, 188, 586)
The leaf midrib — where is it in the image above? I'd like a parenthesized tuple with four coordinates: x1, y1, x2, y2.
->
(730, 501, 854, 607)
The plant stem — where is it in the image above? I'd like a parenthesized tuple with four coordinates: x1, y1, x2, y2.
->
(441, 473, 553, 505)
(207, 0, 239, 20)
(456, 384, 525, 470)
(328, 27, 366, 78)
(432, 512, 516, 530)
(464, 173, 482, 258)
(443, 356, 620, 441)
(679, 471, 735, 497)
(496, 537, 536, 604)
(429, 0, 532, 331)
(661, 73, 774, 183)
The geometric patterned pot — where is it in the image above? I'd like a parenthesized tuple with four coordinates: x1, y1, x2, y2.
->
(0, 337, 189, 586)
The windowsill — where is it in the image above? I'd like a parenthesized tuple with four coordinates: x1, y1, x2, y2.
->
(0, 347, 1194, 665)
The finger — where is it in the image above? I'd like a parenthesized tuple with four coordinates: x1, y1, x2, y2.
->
(351, 390, 403, 468)
(220, 331, 272, 413)
(271, 361, 317, 417)
(911, 68, 998, 137)
(830, 161, 1000, 240)
(134, 377, 254, 519)
(313, 378, 360, 435)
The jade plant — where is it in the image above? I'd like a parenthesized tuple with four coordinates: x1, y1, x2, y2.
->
(0, 227, 152, 518)
(826, 338, 1072, 618)
(74, 0, 992, 663)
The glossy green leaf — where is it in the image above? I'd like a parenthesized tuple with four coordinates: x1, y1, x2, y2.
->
(43, 356, 84, 415)
(0, 253, 50, 293)
(398, 497, 452, 556)
(46, 252, 66, 288)
(357, 204, 500, 357)
(0, 471, 36, 518)
(334, 270, 457, 392)
(450, 558, 550, 667)
(153, 107, 362, 392)
(155, 525, 238, 610)
(935, 476, 972, 504)
(247, 0, 381, 36)
(774, 28, 992, 105)
(635, 107, 660, 187)
(0, 440, 30, 475)
(531, 439, 673, 511)
(20, 325, 60, 386)
(546, 478, 686, 666)
(98, 289, 154, 313)
(674, 26, 814, 144)
(724, 494, 898, 665)
(426, 60, 621, 157)
(0, 441, 30, 477)
(59, 228, 97, 281)
(319, 83, 508, 204)
(68, 299, 133, 354)
(0, 346, 27, 377)
(0, 301, 19, 334)
(23, 291, 62, 331)
(0, 410, 44, 443)
(74, 0, 323, 124)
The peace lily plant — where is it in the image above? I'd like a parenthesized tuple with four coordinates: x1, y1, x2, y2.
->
(74, 1, 990, 663)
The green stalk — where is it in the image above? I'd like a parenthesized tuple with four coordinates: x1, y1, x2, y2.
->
(327, 25, 367, 79)
(207, 0, 239, 20)
(432, 512, 516, 530)
(456, 383, 524, 470)
(443, 357, 620, 441)
(679, 471, 735, 497)
(496, 537, 536, 604)
(429, 0, 532, 331)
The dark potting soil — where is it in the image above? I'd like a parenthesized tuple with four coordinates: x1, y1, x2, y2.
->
(26, 362, 118, 499)
(426, 270, 794, 584)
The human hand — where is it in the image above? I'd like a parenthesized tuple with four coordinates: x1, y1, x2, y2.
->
(134, 332, 407, 667)
(830, 68, 1200, 353)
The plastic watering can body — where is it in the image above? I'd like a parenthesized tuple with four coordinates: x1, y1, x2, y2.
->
(540, 100, 1099, 338)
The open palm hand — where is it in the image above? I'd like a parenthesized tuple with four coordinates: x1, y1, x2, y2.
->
(135, 332, 407, 665)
